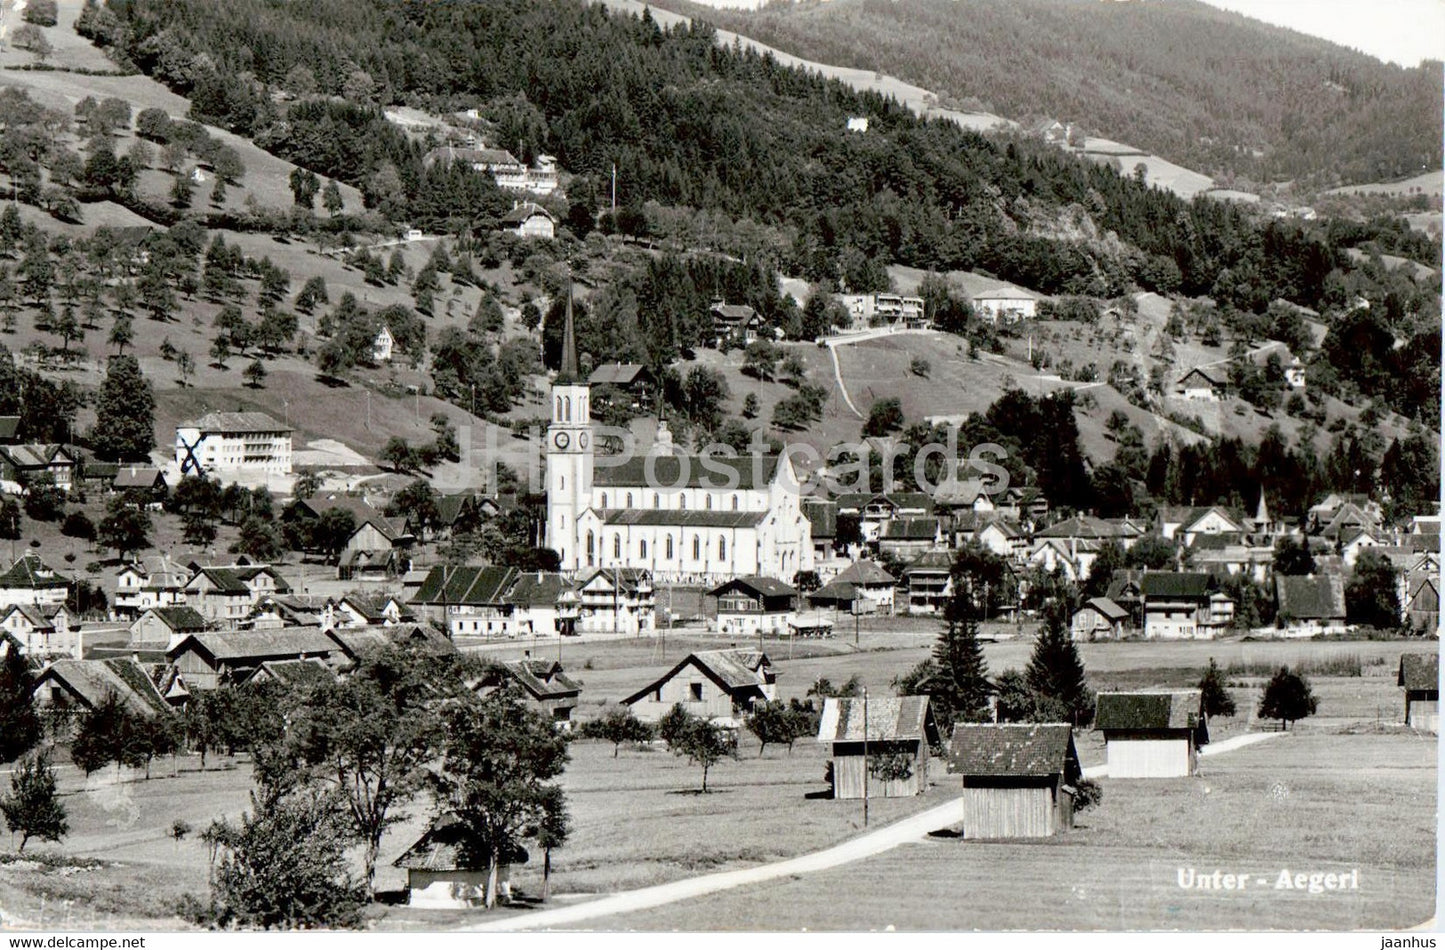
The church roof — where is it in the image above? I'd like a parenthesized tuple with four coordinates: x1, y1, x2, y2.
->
(593, 454, 782, 490)
(601, 509, 766, 528)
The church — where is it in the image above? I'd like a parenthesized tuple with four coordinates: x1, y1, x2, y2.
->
(546, 294, 814, 585)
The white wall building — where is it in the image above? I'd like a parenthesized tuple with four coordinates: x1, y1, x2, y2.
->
(972, 289, 1039, 324)
(176, 412, 293, 477)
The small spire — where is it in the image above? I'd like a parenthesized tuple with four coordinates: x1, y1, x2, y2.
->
(557, 281, 580, 385)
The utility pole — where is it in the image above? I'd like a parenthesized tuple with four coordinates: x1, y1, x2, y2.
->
(862, 686, 870, 828)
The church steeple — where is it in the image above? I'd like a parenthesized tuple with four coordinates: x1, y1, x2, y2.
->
(557, 283, 579, 385)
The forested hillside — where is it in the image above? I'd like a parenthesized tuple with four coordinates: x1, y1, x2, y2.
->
(663, 0, 1443, 189)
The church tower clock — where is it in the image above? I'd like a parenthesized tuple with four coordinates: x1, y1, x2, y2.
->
(545, 286, 593, 572)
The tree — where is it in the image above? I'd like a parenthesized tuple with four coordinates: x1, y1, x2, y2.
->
(580, 709, 654, 757)
(288, 645, 464, 893)
(60, 510, 96, 541)
(199, 788, 367, 930)
(243, 358, 267, 389)
(92, 355, 155, 461)
(11, 25, 51, 60)
(209, 336, 231, 368)
(108, 314, 134, 355)
(1257, 667, 1318, 730)
(313, 509, 356, 562)
(381, 437, 415, 473)
(744, 700, 813, 756)
(1, 753, 67, 852)
(322, 179, 344, 217)
(288, 167, 320, 208)
(52, 306, 81, 356)
(1273, 537, 1316, 576)
(863, 397, 905, 438)
(665, 710, 737, 792)
(1346, 550, 1402, 629)
(22, 0, 58, 26)
(1024, 610, 1094, 726)
(1198, 658, 1237, 718)
(232, 515, 283, 562)
(432, 688, 570, 908)
(0, 648, 41, 764)
(97, 497, 152, 560)
(176, 351, 195, 387)
(533, 785, 569, 903)
(70, 692, 140, 776)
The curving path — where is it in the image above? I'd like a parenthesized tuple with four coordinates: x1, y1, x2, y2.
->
(461, 731, 1283, 932)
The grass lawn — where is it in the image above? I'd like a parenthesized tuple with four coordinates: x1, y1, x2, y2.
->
(583, 733, 1435, 930)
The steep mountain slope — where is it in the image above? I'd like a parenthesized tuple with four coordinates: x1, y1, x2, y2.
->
(659, 0, 1443, 189)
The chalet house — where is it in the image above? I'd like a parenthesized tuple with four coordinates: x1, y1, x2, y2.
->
(971, 288, 1040, 324)
(588, 363, 654, 412)
(113, 555, 189, 618)
(31, 657, 173, 729)
(247, 594, 324, 630)
(477, 659, 582, 727)
(128, 606, 208, 650)
(947, 723, 1081, 839)
(1398, 653, 1438, 733)
(709, 576, 797, 636)
(166, 629, 340, 689)
(372, 324, 394, 364)
(1036, 515, 1144, 551)
(111, 465, 167, 503)
(242, 657, 335, 690)
(1070, 597, 1130, 641)
(836, 491, 933, 546)
(1176, 368, 1222, 401)
(501, 201, 556, 239)
(339, 513, 414, 581)
(0, 604, 74, 657)
(1140, 572, 1232, 639)
(623, 649, 775, 724)
(1094, 690, 1208, 778)
(501, 571, 573, 638)
(878, 517, 943, 560)
(183, 565, 291, 628)
(819, 560, 896, 614)
(947, 513, 1022, 561)
(575, 567, 654, 635)
(933, 477, 998, 517)
(393, 814, 528, 909)
(1274, 573, 1347, 636)
(430, 492, 485, 541)
(409, 566, 578, 638)
(1158, 506, 1244, 546)
(899, 550, 953, 616)
(324, 592, 416, 629)
(710, 302, 763, 345)
(1189, 536, 1272, 584)
(817, 695, 940, 800)
(1027, 537, 1096, 583)
(0, 444, 77, 492)
(802, 499, 839, 564)
(0, 553, 70, 609)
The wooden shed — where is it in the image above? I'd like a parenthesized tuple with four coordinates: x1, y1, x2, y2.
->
(393, 814, 527, 908)
(947, 723, 1081, 839)
(1398, 653, 1439, 733)
(1095, 690, 1208, 778)
(816, 695, 940, 800)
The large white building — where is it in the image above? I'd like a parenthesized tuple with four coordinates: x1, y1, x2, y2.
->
(176, 412, 293, 477)
(545, 295, 813, 584)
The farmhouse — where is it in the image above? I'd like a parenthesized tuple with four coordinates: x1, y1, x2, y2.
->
(111, 465, 167, 500)
(817, 695, 940, 800)
(588, 362, 655, 412)
(175, 412, 293, 478)
(0, 553, 70, 609)
(166, 629, 339, 689)
(184, 564, 292, 628)
(709, 576, 797, 636)
(710, 302, 763, 345)
(128, 605, 209, 650)
(1070, 597, 1130, 641)
(947, 723, 1081, 839)
(339, 513, 414, 581)
(502, 201, 557, 239)
(0, 604, 74, 658)
(477, 659, 582, 726)
(1274, 574, 1348, 636)
(826, 560, 897, 613)
(113, 555, 189, 618)
(1175, 368, 1223, 401)
(1398, 653, 1438, 733)
(1095, 690, 1208, 778)
(623, 649, 776, 724)
(31, 657, 173, 725)
(1141, 572, 1232, 639)
(242, 657, 335, 689)
(0, 444, 76, 492)
(394, 814, 528, 908)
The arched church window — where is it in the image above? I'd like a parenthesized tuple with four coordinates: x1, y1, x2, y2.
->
(719, 536, 726, 560)
(614, 535, 621, 558)
(665, 536, 673, 559)
(692, 536, 700, 560)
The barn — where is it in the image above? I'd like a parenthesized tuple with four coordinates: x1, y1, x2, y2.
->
(622, 649, 776, 724)
(947, 723, 1081, 839)
(393, 814, 528, 908)
(1094, 690, 1208, 778)
(816, 695, 939, 800)
(1398, 653, 1438, 733)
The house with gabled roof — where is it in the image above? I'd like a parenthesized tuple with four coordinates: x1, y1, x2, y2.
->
(574, 567, 653, 636)
(175, 412, 292, 477)
(183, 564, 291, 628)
(242, 657, 336, 690)
(1176, 368, 1222, 401)
(899, 550, 953, 616)
(0, 553, 69, 609)
(128, 605, 209, 650)
(31, 657, 174, 728)
(393, 813, 528, 909)
(708, 576, 797, 636)
(588, 362, 654, 413)
(113, 555, 189, 618)
(879, 516, 943, 560)
(710, 301, 762, 345)
(623, 649, 776, 724)
(1405, 573, 1439, 634)
(501, 201, 556, 239)
(476, 658, 581, 726)
(326, 592, 416, 629)
(0, 603, 74, 657)
(817, 695, 940, 800)
(1070, 597, 1130, 641)
(1398, 653, 1438, 733)
(947, 723, 1081, 838)
(1095, 690, 1208, 777)
(339, 513, 414, 581)
(828, 560, 897, 613)
(0, 444, 76, 492)
(166, 629, 339, 689)
(1274, 573, 1347, 637)
(1140, 572, 1232, 639)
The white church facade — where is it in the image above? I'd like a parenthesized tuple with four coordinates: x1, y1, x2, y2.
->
(545, 294, 813, 585)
